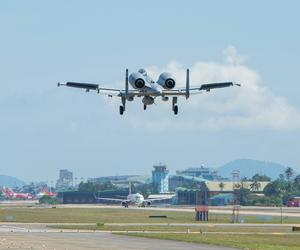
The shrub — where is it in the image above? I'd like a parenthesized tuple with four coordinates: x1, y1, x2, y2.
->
(96, 222, 104, 228)
(38, 195, 61, 205)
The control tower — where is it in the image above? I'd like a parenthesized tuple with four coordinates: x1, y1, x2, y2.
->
(152, 164, 169, 193)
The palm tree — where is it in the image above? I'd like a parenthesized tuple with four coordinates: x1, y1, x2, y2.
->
(294, 175, 300, 186)
(219, 182, 225, 192)
(250, 180, 261, 192)
(284, 167, 295, 194)
(285, 167, 294, 182)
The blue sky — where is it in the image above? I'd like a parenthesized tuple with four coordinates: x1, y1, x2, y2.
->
(0, 1, 300, 183)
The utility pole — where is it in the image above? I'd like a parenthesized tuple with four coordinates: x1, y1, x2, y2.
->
(280, 192, 283, 224)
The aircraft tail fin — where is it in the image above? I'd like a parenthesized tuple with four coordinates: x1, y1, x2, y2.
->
(3, 187, 13, 197)
(185, 68, 190, 99)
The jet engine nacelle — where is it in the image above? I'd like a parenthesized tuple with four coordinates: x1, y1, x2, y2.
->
(157, 72, 176, 89)
(142, 201, 151, 206)
(129, 72, 146, 89)
(121, 201, 129, 207)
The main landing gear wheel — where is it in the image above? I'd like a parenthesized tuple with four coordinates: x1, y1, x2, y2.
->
(173, 105, 178, 115)
(119, 105, 124, 115)
(172, 97, 178, 115)
(143, 104, 147, 110)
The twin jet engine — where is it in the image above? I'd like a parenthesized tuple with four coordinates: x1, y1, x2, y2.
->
(157, 72, 176, 89)
(128, 69, 176, 90)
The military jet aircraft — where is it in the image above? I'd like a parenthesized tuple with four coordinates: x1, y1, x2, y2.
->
(58, 68, 240, 115)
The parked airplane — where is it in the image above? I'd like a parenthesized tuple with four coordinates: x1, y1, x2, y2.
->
(2, 187, 33, 200)
(58, 68, 240, 115)
(36, 187, 56, 198)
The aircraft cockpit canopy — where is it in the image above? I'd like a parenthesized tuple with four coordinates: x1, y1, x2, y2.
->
(138, 68, 147, 76)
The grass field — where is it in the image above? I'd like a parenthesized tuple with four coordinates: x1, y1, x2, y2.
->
(1, 206, 300, 224)
(121, 233, 300, 250)
(0, 207, 196, 223)
(2, 206, 300, 249)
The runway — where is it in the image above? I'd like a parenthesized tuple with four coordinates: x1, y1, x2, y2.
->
(0, 229, 236, 250)
(1, 222, 299, 232)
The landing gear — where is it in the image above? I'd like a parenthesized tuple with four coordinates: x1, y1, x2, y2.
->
(143, 104, 147, 110)
(173, 105, 178, 115)
(172, 97, 178, 115)
(119, 105, 124, 115)
(120, 96, 126, 115)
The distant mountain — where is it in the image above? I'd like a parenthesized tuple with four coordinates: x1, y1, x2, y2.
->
(0, 175, 26, 188)
(216, 159, 289, 180)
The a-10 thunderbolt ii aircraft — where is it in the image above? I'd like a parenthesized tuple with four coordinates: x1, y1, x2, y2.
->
(58, 68, 240, 115)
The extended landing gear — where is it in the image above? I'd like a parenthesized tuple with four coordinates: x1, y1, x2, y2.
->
(120, 96, 126, 115)
(172, 97, 178, 115)
(119, 105, 124, 115)
(143, 104, 147, 110)
(173, 105, 178, 115)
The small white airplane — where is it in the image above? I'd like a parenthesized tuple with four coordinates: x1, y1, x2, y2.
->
(94, 187, 172, 208)
(58, 68, 240, 115)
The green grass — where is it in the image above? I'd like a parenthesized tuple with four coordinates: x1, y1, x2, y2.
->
(121, 233, 300, 250)
(1, 206, 300, 224)
(0, 207, 196, 223)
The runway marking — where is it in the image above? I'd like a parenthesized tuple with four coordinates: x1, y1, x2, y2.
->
(1, 228, 299, 236)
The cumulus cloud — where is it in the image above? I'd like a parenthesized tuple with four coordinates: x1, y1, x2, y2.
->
(126, 46, 300, 131)
(223, 45, 246, 65)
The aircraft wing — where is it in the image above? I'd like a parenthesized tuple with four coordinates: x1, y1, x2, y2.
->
(93, 196, 128, 202)
(57, 81, 151, 97)
(57, 82, 122, 96)
(162, 82, 240, 96)
(144, 195, 175, 203)
(144, 198, 170, 202)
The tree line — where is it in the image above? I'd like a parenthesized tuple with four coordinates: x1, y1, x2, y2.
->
(240, 167, 300, 206)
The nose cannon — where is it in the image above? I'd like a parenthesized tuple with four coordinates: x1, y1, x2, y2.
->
(142, 96, 154, 105)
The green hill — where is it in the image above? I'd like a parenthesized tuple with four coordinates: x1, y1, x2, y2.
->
(216, 159, 289, 180)
(0, 175, 26, 188)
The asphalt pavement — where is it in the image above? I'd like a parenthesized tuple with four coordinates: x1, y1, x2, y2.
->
(0, 223, 239, 250)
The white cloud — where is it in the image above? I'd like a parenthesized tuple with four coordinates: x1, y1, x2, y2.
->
(223, 45, 246, 65)
(126, 46, 300, 131)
